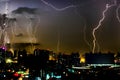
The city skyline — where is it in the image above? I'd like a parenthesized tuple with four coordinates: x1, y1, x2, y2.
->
(0, 0, 120, 54)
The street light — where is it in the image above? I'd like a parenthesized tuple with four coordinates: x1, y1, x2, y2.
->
(6, 58, 12, 63)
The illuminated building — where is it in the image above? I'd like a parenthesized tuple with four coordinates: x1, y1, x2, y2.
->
(57, 52, 80, 67)
(85, 52, 114, 66)
(18, 49, 27, 64)
(0, 48, 5, 64)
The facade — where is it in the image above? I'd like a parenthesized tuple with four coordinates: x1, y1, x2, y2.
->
(85, 52, 114, 66)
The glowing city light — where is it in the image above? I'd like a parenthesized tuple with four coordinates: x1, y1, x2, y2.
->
(80, 57, 85, 63)
(6, 58, 12, 63)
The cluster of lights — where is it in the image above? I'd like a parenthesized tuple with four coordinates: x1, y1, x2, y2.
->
(46, 72, 61, 80)
(13, 70, 29, 78)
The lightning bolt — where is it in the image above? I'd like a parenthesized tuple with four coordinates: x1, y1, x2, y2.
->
(11, 20, 17, 44)
(25, 15, 35, 43)
(4, 0, 10, 45)
(116, 1, 120, 46)
(57, 29, 60, 53)
(41, 0, 77, 53)
(28, 17, 36, 51)
(23, 14, 40, 52)
(5, 0, 8, 14)
(0, 0, 10, 47)
(92, 1, 116, 53)
(116, 4, 120, 23)
(83, 20, 92, 51)
(40, 0, 76, 11)
(33, 16, 40, 42)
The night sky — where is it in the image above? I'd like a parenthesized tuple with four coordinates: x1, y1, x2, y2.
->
(0, 0, 120, 54)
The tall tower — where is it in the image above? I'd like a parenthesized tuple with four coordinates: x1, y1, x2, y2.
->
(0, 14, 8, 47)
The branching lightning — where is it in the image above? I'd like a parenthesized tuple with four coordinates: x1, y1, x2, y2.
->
(0, 0, 10, 47)
(92, 0, 116, 53)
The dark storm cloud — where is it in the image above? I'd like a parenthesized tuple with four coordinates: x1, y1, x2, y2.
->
(12, 7, 37, 14)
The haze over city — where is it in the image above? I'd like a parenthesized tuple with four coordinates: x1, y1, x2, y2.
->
(0, 0, 120, 54)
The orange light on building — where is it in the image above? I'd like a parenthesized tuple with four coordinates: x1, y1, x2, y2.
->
(49, 55, 55, 60)
(80, 57, 85, 63)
